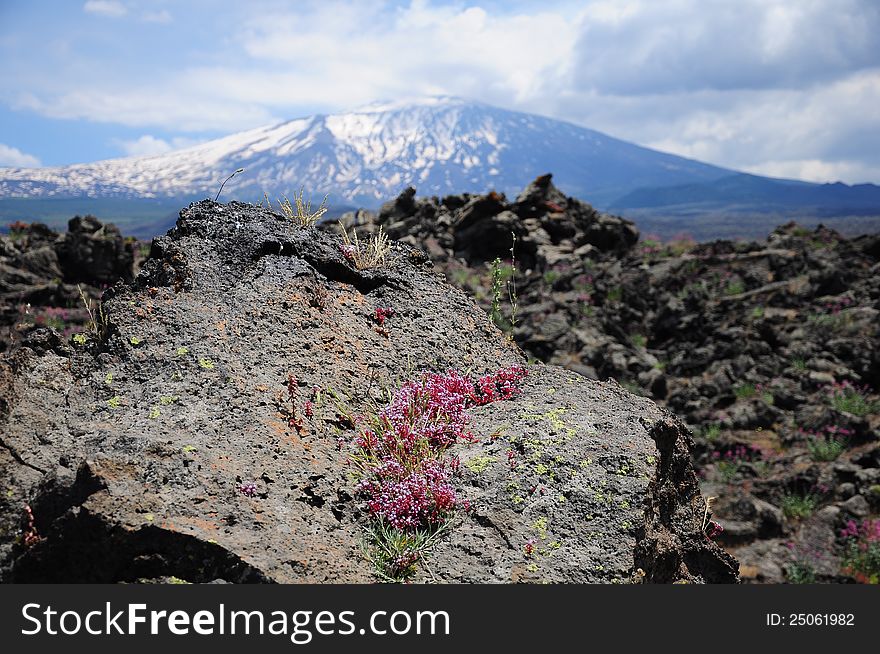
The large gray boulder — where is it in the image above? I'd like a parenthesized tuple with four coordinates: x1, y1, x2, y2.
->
(0, 200, 736, 583)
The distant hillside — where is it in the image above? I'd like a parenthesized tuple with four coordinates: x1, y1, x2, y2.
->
(609, 173, 880, 240)
(612, 173, 880, 211)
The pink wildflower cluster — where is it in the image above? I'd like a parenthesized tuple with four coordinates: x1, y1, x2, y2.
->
(22, 504, 40, 548)
(359, 459, 458, 529)
(238, 481, 259, 497)
(711, 444, 763, 463)
(783, 538, 832, 574)
(826, 380, 878, 416)
(33, 306, 71, 324)
(840, 518, 880, 584)
(840, 518, 880, 542)
(827, 379, 872, 397)
(18, 305, 81, 337)
(338, 243, 357, 262)
(571, 273, 595, 310)
(704, 521, 724, 540)
(374, 307, 394, 326)
(278, 377, 321, 431)
(572, 274, 594, 290)
(353, 366, 527, 530)
(368, 369, 478, 450)
(824, 296, 853, 314)
(472, 365, 528, 405)
(801, 424, 854, 439)
(638, 235, 664, 257)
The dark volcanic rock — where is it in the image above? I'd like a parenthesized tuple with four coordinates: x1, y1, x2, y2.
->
(362, 174, 638, 270)
(328, 178, 879, 585)
(0, 200, 735, 583)
(56, 215, 135, 286)
(0, 217, 137, 353)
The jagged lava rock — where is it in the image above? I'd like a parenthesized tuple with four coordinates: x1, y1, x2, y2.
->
(0, 200, 735, 583)
(55, 215, 135, 287)
(0, 216, 136, 353)
(365, 173, 639, 270)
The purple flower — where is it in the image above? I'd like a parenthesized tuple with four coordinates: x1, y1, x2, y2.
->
(351, 367, 526, 531)
(705, 521, 724, 539)
(238, 481, 259, 497)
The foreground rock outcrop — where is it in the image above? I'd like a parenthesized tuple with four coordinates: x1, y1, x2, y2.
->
(331, 176, 880, 584)
(0, 200, 735, 583)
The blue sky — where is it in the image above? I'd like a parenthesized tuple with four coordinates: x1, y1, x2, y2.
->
(1, 0, 879, 183)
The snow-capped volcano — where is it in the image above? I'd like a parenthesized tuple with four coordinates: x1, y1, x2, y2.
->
(0, 96, 731, 208)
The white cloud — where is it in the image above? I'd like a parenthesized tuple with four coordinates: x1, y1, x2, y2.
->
(570, 0, 880, 94)
(6, 1, 880, 183)
(141, 9, 171, 24)
(614, 69, 880, 184)
(0, 143, 41, 168)
(743, 159, 880, 185)
(14, 89, 277, 133)
(114, 135, 171, 157)
(83, 1, 127, 18)
(8, 1, 580, 130)
(114, 135, 202, 157)
(238, 1, 579, 104)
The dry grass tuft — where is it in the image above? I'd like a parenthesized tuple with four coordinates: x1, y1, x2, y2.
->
(77, 284, 105, 336)
(340, 224, 391, 270)
(268, 188, 329, 227)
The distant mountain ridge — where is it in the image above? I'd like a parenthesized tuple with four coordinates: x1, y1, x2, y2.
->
(1, 96, 879, 238)
(0, 96, 732, 207)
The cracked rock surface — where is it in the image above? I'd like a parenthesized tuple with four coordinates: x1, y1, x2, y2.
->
(0, 200, 736, 583)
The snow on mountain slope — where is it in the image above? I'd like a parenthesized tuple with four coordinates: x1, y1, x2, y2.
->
(0, 96, 732, 207)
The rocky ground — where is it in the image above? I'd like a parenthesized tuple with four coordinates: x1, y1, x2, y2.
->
(4, 175, 879, 584)
(0, 201, 734, 583)
(325, 174, 880, 584)
(0, 216, 143, 353)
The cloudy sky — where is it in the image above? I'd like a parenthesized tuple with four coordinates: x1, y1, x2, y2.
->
(0, 0, 878, 183)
